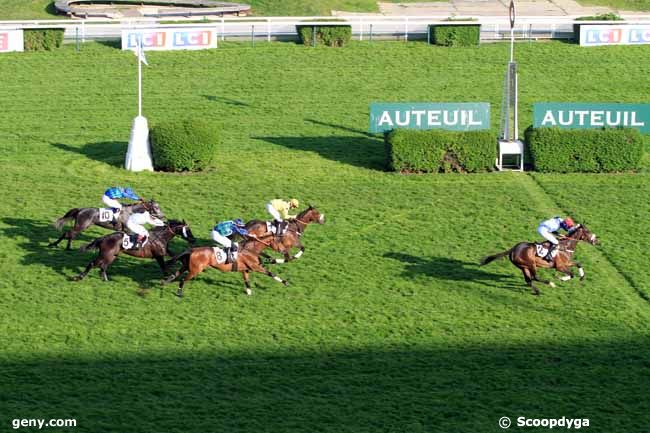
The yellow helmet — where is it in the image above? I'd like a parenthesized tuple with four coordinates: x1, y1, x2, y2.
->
(289, 198, 299, 208)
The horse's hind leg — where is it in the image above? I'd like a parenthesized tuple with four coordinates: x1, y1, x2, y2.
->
(521, 268, 540, 295)
(48, 231, 68, 248)
(242, 270, 252, 296)
(74, 257, 100, 281)
(176, 261, 204, 298)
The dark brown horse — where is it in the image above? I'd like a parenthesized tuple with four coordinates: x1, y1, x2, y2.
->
(480, 224, 599, 295)
(163, 234, 290, 297)
(50, 199, 165, 250)
(244, 206, 325, 264)
(73, 220, 194, 281)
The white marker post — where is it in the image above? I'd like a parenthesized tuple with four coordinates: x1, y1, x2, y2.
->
(125, 36, 154, 172)
(497, 0, 524, 171)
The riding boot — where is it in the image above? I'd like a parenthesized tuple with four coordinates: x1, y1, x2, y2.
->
(544, 244, 556, 262)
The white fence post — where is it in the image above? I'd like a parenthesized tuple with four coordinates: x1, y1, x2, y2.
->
(359, 19, 363, 41)
(267, 18, 271, 42)
(404, 17, 409, 41)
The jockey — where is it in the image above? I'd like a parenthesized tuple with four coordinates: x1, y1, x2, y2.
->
(266, 198, 299, 234)
(126, 211, 164, 248)
(102, 186, 140, 216)
(537, 216, 575, 261)
(212, 219, 248, 263)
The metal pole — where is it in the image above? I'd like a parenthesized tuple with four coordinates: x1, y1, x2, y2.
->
(81, 20, 85, 43)
(138, 36, 142, 117)
(75, 26, 80, 52)
(404, 17, 408, 42)
(359, 19, 363, 41)
(267, 18, 271, 42)
(312, 25, 316, 47)
(369, 23, 373, 43)
(221, 17, 225, 41)
(252, 24, 255, 47)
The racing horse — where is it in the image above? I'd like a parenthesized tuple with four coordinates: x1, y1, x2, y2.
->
(163, 233, 290, 297)
(49, 199, 165, 250)
(479, 224, 599, 295)
(73, 220, 194, 281)
(244, 205, 325, 264)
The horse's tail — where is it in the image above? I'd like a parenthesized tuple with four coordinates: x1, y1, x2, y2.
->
(480, 248, 512, 266)
(166, 248, 192, 269)
(54, 208, 80, 230)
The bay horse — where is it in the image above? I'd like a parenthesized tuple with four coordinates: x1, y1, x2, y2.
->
(480, 224, 599, 295)
(163, 234, 290, 297)
(49, 199, 165, 250)
(73, 220, 194, 281)
(244, 206, 325, 264)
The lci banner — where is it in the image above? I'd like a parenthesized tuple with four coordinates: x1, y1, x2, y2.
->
(121, 28, 218, 51)
(0, 30, 24, 53)
(579, 24, 650, 46)
(369, 103, 490, 133)
(534, 103, 650, 133)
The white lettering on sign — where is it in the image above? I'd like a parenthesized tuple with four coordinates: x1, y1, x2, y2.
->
(541, 110, 646, 128)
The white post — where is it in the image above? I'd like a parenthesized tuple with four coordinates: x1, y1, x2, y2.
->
(267, 18, 271, 42)
(404, 17, 409, 41)
(221, 18, 225, 41)
(81, 20, 85, 43)
(359, 19, 363, 41)
(138, 36, 142, 117)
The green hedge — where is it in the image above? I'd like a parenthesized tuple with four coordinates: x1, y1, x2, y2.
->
(150, 119, 219, 172)
(574, 13, 623, 41)
(429, 24, 480, 47)
(296, 22, 352, 47)
(24, 29, 65, 51)
(525, 127, 643, 173)
(385, 129, 495, 173)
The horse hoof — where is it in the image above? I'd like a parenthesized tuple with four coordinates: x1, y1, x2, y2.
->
(549, 282, 556, 288)
(283, 281, 289, 287)
(175, 291, 183, 298)
(245, 288, 252, 296)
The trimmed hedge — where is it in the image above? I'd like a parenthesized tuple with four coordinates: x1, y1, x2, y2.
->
(296, 21, 352, 47)
(24, 28, 65, 51)
(429, 23, 480, 47)
(385, 129, 495, 173)
(525, 127, 643, 173)
(574, 13, 623, 41)
(150, 119, 219, 172)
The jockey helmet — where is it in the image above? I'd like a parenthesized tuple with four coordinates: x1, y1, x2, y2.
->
(564, 217, 575, 228)
(234, 218, 244, 226)
(289, 198, 299, 208)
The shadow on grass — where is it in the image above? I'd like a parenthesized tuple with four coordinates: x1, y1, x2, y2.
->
(3, 339, 649, 432)
(0, 217, 162, 287)
(202, 94, 251, 107)
(51, 142, 127, 167)
(257, 135, 387, 171)
(384, 253, 520, 290)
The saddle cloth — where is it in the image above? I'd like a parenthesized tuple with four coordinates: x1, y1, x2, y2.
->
(122, 233, 136, 250)
(98, 208, 116, 223)
(213, 247, 237, 264)
(535, 243, 558, 259)
(266, 221, 288, 235)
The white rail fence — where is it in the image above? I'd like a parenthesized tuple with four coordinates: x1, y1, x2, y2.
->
(2, 16, 650, 44)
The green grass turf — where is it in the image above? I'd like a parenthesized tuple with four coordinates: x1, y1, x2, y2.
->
(0, 41, 649, 432)
(2, 0, 649, 19)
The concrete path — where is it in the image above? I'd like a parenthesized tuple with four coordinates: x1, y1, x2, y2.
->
(333, 0, 650, 17)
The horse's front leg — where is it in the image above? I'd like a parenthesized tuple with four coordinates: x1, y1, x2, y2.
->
(154, 255, 167, 275)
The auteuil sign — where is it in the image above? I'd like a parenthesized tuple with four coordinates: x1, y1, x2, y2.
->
(534, 103, 650, 132)
(369, 103, 490, 133)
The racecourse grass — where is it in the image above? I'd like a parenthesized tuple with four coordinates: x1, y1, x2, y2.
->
(1, 41, 649, 432)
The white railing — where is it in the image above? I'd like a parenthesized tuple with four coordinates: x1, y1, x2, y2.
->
(2, 16, 650, 43)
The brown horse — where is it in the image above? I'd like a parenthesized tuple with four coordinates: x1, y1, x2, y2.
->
(480, 224, 599, 295)
(163, 234, 290, 297)
(50, 199, 165, 250)
(73, 220, 195, 281)
(244, 206, 325, 264)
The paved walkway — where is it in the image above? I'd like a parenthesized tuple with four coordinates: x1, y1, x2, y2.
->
(333, 0, 650, 17)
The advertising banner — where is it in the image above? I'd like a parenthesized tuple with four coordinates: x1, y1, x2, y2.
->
(579, 24, 650, 46)
(533, 103, 650, 132)
(121, 28, 218, 51)
(369, 103, 490, 133)
(0, 30, 24, 53)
